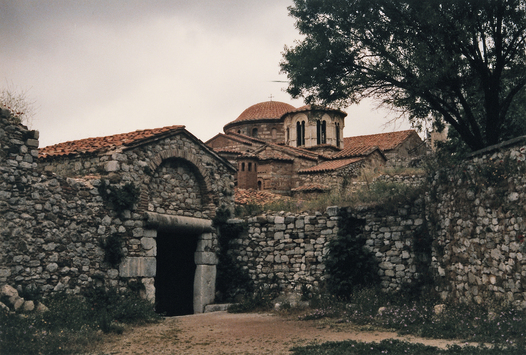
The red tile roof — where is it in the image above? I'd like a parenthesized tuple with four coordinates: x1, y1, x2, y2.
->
(333, 130, 417, 159)
(253, 142, 322, 161)
(231, 101, 295, 123)
(39, 125, 185, 158)
(298, 157, 363, 173)
(213, 148, 243, 155)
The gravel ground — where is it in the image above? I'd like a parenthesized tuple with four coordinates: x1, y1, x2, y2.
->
(96, 311, 471, 355)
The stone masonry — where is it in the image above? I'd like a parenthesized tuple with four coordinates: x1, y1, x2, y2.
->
(0, 107, 235, 313)
(227, 202, 425, 295)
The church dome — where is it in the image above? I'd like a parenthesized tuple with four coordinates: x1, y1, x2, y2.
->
(230, 101, 296, 124)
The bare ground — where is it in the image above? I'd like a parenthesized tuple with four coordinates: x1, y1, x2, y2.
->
(96, 311, 472, 355)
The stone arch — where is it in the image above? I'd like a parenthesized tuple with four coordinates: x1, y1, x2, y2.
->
(144, 149, 214, 208)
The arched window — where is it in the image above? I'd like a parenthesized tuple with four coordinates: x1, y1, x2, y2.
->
(271, 128, 277, 139)
(241, 162, 245, 171)
(317, 120, 327, 145)
(296, 121, 305, 146)
(301, 121, 305, 146)
(252, 128, 258, 137)
(248, 162, 252, 171)
(335, 123, 340, 148)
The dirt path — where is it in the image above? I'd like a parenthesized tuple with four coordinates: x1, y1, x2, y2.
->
(97, 311, 471, 355)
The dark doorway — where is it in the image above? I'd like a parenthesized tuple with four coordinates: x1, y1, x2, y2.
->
(155, 229, 198, 316)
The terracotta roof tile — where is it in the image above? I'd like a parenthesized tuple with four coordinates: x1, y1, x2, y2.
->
(213, 148, 243, 154)
(333, 130, 417, 159)
(298, 157, 363, 173)
(231, 101, 295, 124)
(39, 125, 185, 158)
(252, 142, 321, 161)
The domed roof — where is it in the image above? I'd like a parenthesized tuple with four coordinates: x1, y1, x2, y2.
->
(231, 101, 296, 124)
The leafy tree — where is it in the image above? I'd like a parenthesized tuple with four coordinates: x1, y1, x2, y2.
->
(281, 0, 526, 151)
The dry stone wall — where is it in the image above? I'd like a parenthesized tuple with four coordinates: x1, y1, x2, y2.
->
(0, 108, 234, 307)
(226, 201, 425, 294)
(428, 137, 526, 309)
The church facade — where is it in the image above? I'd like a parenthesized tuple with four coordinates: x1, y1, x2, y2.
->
(206, 100, 425, 195)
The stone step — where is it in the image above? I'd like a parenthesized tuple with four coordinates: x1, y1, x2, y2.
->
(204, 304, 233, 313)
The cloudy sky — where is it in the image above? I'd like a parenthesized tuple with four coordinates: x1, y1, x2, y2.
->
(1, 0, 411, 148)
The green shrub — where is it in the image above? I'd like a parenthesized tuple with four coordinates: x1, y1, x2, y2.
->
(324, 212, 380, 299)
(291, 339, 525, 355)
(100, 233, 126, 267)
(297, 287, 526, 347)
(98, 180, 140, 216)
(228, 284, 281, 313)
(0, 287, 159, 355)
(213, 207, 254, 302)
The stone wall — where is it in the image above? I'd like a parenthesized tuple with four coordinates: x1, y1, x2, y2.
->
(226, 201, 425, 294)
(428, 137, 526, 308)
(0, 108, 234, 313)
(298, 163, 361, 191)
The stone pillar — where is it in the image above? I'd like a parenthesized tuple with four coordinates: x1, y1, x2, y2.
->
(193, 250, 218, 313)
(193, 264, 217, 313)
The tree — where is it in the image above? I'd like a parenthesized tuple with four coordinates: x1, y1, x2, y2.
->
(281, 0, 526, 151)
(0, 83, 37, 127)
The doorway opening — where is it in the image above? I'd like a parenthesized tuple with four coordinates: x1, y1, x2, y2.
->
(155, 229, 199, 316)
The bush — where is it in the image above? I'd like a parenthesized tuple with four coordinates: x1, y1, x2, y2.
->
(324, 212, 380, 299)
(0, 287, 159, 355)
(296, 287, 526, 348)
(213, 207, 254, 302)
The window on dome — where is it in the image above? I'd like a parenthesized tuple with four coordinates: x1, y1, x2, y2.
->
(252, 128, 258, 137)
(335, 123, 340, 147)
(296, 121, 305, 147)
(317, 120, 327, 145)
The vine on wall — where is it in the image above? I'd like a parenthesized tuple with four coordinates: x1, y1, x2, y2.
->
(324, 211, 380, 299)
(213, 207, 253, 302)
(98, 180, 140, 216)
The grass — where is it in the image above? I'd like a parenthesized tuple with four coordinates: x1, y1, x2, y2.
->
(235, 178, 425, 216)
(289, 287, 526, 354)
(291, 339, 525, 355)
(0, 287, 160, 355)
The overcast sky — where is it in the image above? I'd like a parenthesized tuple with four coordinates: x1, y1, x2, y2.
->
(1, 0, 411, 148)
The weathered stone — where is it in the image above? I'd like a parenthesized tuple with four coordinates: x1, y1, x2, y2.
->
(119, 257, 156, 277)
(194, 264, 216, 313)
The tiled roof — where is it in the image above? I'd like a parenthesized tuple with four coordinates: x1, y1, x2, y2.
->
(254, 149, 295, 162)
(331, 145, 380, 159)
(298, 157, 363, 173)
(253, 142, 321, 161)
(213, 148, 243, 155)
(39, 125, 185, 158)
(230, 101, 296, 124)
(335, 130, 417, 159)
(227, 132, 268, 145)
(205, 132, 256, 146)
(291, 183, 330, 192)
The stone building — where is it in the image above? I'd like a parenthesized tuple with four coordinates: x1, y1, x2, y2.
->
(1, 107, 235, 316)
(207, 100, 425, 194)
